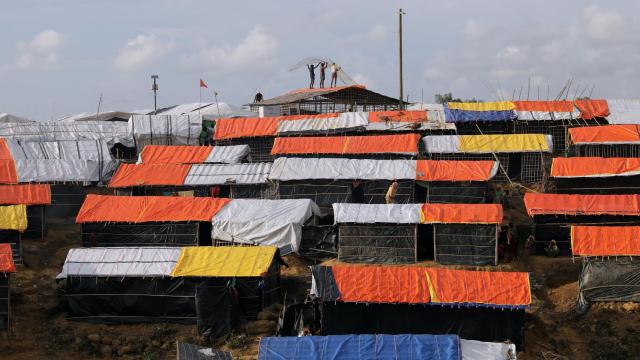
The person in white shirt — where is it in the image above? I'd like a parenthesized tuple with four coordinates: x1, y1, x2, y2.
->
(330, 63, 341, 87)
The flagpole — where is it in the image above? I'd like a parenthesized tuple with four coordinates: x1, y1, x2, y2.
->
(214, 91, 221, 118)
(198, 83, 202, 124)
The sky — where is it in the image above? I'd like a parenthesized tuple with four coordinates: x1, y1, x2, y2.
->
(1, 0, 638, 120)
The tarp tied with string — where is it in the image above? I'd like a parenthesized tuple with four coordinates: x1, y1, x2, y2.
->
(423, 134, 553, 153)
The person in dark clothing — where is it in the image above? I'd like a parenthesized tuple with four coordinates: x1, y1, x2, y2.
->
(350, 180, 365, 203)
(307, 63, 319, 89)
(254, 91, 263, 103)
(319, 62, 327, 88)
(199, 124, 210, 146)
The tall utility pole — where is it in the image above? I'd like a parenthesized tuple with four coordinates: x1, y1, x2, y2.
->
(151, 75, 159, 114)
(398, 8, 405, 110)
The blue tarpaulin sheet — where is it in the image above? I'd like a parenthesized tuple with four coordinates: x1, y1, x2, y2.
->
(258, 334, 461, 360)
(444, 104, 516, 123)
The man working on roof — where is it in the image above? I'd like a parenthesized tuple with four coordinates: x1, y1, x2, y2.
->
(254, 91, 263, 103)
(330, 62, 341, 87)
(319, 62, 327, 88)
(307, 63, 319, 89)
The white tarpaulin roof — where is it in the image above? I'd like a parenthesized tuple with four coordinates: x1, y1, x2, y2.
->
(0, 121, 133, 148)
(15, 159, 109, 183)
(333, 203, 422, 224)
(184, 162, 272, 185)
(206, 145, 250, 163)
(269, 157, 416, 181)
(211, 199, 320, 254)
(56, 110, 133, 122)
(57, 247, 181, 278)
(129, 114, 201, 146)
(0, 113, 34, 123)
(277, 112, 368, 134)
(606, 99, 640, 124)
(157, 102, 255, 119)
(460, 339, 517, 360)
(406, 103, 455, 127)
(514, 109, 579, 121)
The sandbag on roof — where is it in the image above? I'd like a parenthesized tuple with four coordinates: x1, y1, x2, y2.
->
(416, 160, 498, 181)
(268, 157, 416, 181)
(184, 163, 272, 185)
(569, 124, 640, 145)
(571, 226, 640, 256)
(512, 100, 578, 120)
(574, 99, 609, 119)
(271, 134, 420, 155)
(0, 184, 51, 205)
(333, 203, 423, 224)
(0, 205, 27, 231)
(551, 157, 640, 178)
(422, 203, 503, 224)
(109, 163, 191, 187)
(56, 247, 181, 278)
(138, 145, 250, 164)
(0, 244, 16, 273)
(170, 246, 277, 277)
(258, 334, 461, 360)
(211, 199, 320, 254)
(424, 134, 552, 153)
(76, 195, 230, 223)
(523, 193, 640, 216)
(606, 99, 640, 124)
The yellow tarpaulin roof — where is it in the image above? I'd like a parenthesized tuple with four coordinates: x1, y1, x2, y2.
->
(171, 246, 277, 277)
(447, 101, 515, 111)
(0, 204, 27, 231)
(459, 134, 550, 153)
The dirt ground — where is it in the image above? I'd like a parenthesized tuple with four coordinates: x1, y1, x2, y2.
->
(1, 197, 639, 359)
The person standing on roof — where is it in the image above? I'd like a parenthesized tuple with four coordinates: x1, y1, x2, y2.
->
(254, 91, 263, 103)
(319, 62, 328, 88)
(307, 63, 319, 89)
(330, 62, 341, 87)
(199, 124, 210, 146)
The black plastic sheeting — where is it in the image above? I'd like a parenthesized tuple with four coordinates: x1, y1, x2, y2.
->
(434, 224, 497, 266)
(415, 181, 489, 204)
(555, 176, 640, 194)
(176, 342, 233, 360)
(277, 301, 318, 337)
(196, 286, 238, 338)
(578, 258, 640, 313)
(81, 222, 205, 247)
(0, 230, 21, 264)
(320, 302, 526, 350)
(47, 185, 86, 223)
(338, 224, 416, 264)
(299, 226, 337, 261)
(0, 276, 9, 331)
(24, 205, 45, 241)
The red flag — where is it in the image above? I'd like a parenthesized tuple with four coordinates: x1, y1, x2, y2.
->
(199, 79, 208, 88)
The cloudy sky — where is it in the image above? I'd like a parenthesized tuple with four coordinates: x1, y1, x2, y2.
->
(1, 0, 637, 120)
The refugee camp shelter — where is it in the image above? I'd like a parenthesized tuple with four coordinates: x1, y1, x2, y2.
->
(76, 195, 230, 247)
(551, 157, 640, 194)
(423, 133, 553, 183)
(210, 199, 320, 255)
(258, 334, 517, 360)
(0, 244, 16, 331)
(0, 205, 27, 264)
(248, 85, 406, 116)
(414, 160, 498, 203)
(333, 203, 502, 265)
(129, 114, 202, 149)
(57, 246, 281, 336)
(137, 144, 250, 165)
(310, 265, 530, 349)
(524, 193, 640, 255)
(568, 124, 640, 157)
(571, 226, 640, 311)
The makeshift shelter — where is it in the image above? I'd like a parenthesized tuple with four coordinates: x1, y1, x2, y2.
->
(258, 335, 516, 360)
(211, 199, 320, 255)
(423, 134, 553, 183)
(332, 203, 502, 265)
(0, 244, 16, 331)
(524, 193, 640, 255)
(415, 159, 498, 203)
(570, 225, 640, 311)
(129, 114, 204, 151)
(310, 265, 530, 349)
(137, 144, 250, 164)
(0, 205, 27, 265)
(271, 133, 421, 158)
(605, 99, 640, 124)
(108, 162, 274, 199)
(57, 246, 280, 336)
(551, 157, 640, 194)
(176, 342, 233, 360)
(568, 124, 640, 157)
(76, 195, 229, 247)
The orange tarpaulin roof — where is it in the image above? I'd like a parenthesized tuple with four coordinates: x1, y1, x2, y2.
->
(214, 113, 338, 140)
(574, 99, 609, 119)
(415, 160, 497, 181)
(330, 265, 530, 306)
(0, 139, 17, 184)
(0, 243, 16, 273)
(368, 110, 427, 123)
(569, 125, 640, 145)
(139, 145, 212, 164)
(571, 226, 640, 256)
(523, 193, 640, 216)
(0, 184, 51, 205)
(271, 134, 420, 155)
(76, 194, 230, 223)
(108, 163, 191, 188)
(421, 203, 503, 224)
(551, 157, 640, 178)
(512, 100, 575, 112)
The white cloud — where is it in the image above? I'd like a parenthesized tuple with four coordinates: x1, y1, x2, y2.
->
(114, 34, 175, 72)
(180, 26, 278, 73)
(14, 30, 64, 70)
(583, 5, 623, 42)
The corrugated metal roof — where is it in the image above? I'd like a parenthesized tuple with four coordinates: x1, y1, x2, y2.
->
(184, 162, 272, 185)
